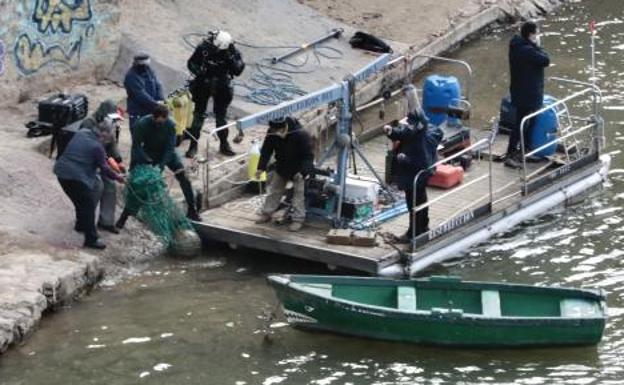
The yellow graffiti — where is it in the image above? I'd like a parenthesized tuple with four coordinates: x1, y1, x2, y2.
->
(32, 0, 92, 34)
(14, 34, 81, 75)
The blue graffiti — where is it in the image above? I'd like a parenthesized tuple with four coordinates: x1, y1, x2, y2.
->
(14, 33, 82, 75)
(0, 40, 6, 76)
(32, 0, 92, 34)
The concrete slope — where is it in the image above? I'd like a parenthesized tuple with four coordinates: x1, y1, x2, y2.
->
(109, 0, 408, 118)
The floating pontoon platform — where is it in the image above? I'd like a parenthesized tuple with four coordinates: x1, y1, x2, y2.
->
(195, 133, 610, 275)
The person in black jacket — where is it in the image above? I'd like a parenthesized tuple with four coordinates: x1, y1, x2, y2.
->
(254, 117, 314, 232)
(186, 30, 245, 158)
(505, 21, 550, 169)
(384, 85, 443, 243)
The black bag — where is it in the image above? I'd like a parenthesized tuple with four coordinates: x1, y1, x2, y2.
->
(38, 93, 88, 129)
(349, 32, 393, 54)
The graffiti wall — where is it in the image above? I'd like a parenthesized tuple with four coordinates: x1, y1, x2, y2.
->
(0, 0, 121, 103)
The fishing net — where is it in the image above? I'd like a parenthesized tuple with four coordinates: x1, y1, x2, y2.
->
(124, 165, 195, 249)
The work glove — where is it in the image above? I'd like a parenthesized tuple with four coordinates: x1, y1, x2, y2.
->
(383, 124, 393, 136)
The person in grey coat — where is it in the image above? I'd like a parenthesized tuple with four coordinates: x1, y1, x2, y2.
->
(81, 100, 126, 234)
(54, 118, 125, 249)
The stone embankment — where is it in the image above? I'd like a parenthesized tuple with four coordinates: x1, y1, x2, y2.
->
(0, 0, 568, 353)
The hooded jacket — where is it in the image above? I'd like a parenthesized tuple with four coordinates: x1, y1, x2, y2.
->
(257, 117, 314, 180)
(387, 112, 444, 190)
(124, 65, 164, 118)
(509, 35, 550, 109)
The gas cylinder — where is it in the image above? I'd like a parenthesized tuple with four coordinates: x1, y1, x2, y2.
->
(248, 140, 267, 182)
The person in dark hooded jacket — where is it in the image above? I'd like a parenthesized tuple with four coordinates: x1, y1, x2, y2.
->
(505, 21, 550, 168)
(384, 85, 443, 243)
(254, 117, 314, 232)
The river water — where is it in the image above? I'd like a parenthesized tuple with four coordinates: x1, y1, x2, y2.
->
(2, 1, 624, 384)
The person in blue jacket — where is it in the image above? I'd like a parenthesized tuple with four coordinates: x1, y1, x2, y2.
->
(384, 85, 443, 243)
(124, 53, 164, 132)
(505, 21, 550, 169)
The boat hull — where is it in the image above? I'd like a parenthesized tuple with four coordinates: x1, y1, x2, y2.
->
(269, 276, 606, 347)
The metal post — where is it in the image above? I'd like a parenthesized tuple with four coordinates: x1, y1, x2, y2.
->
(334, 81, 352, 226)
(271, 28, 343, 64)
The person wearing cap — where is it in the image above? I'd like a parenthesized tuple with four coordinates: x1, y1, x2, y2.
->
(383, 85, 443, 243)
(254, 117, 314, 232)
(81, 100, 126, 234)
(504, 21, 550, 169)
(116, 104, 200, 229)
(185, 30, 245, 158)
(54, 118, 125, 250)
(124, 53, 164, 132)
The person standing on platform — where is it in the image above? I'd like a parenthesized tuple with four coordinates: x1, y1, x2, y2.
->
(254, 117, 314, 232)
(185, 30, 245, 158)
(505, 21, 550, 169)
(384, 85, 443, 243)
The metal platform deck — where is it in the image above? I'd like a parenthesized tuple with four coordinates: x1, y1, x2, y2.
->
(194, 130, 601, 275)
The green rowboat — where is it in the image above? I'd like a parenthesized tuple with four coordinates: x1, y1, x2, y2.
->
(267, 274, 607, 347)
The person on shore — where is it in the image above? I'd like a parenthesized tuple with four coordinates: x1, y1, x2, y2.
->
(81, 100, 126, 234)
(124, 53, 164, 132)
(384, 84, 443, 243)
(254, 117, 314, 232)
(505, 21, 550, 169)
(116, 104, 200, 228)
(185, 30, 245, 158)
(54, 118, 125, 250)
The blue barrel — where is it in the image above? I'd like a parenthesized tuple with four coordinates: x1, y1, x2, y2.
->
(529, 95, 558, 157)
(422, 75, 462, 126)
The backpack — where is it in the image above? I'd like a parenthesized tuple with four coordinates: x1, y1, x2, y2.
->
(349, 32, 393, 54)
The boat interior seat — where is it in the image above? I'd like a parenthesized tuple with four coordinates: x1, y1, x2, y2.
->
(560, 298, 601, 317)
(397, 286, 417, 311)
(481, 290, 502, 317)
(304, 283, 333, 297)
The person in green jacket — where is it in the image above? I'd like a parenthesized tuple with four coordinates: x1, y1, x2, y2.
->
(116, 104, 200, 229)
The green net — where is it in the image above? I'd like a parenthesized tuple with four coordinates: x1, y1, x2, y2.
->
(124, 165, 194, 248)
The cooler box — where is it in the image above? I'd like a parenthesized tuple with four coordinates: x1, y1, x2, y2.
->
(423, 75, 462, 126)
(428, 164, 464, 189)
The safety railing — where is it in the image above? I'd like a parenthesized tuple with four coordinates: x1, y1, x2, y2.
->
(410, 137, 493, 252)
(519, 83, 603, 193)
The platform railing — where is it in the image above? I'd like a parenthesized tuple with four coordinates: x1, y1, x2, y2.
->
(410, 137, 492, 252)
(519, 84, 603, 193)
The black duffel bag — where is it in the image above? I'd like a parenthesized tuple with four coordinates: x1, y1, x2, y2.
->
(349, 31, 393, 54)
